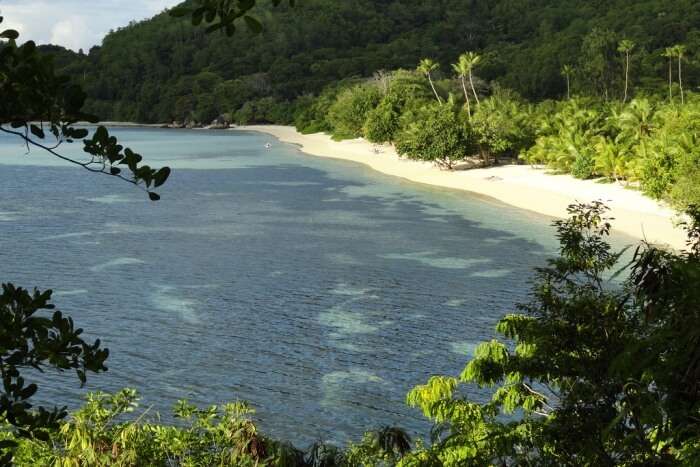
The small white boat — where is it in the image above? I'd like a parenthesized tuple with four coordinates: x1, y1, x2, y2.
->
(265, 143, 272, 149)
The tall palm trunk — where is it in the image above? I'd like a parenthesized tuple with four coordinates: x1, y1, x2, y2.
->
(566, 75, 571, 100)
(678, 55, 684, 105)
(460, 75, 471, 117)
(623, 52, 630, 103)
(668, 57, 673, 104)
(468, 70, 480, 105)
(428, 73, 442, 104)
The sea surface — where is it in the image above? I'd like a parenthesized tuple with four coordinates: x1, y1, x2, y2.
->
(0, 128, 634, 446)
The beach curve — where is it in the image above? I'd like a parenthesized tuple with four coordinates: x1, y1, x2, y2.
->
(235, 125, 688, 250)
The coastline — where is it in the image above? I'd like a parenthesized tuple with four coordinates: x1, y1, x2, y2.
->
(235, 124, 688, 250)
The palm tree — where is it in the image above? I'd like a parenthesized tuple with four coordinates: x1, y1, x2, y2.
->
(417, 58, 442, 103)
(662, 47, 675, 103)
(617, 40, 635, 103)
(561, 64, 574, 100)
(672, 44, 687, 104)
(462, 52, 482, 105)
(452, 56, 472, 117)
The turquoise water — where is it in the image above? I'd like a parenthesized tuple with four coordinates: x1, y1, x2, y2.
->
(0, 128, 632, 446)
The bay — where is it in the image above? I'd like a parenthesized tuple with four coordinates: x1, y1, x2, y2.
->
(0, 128, 629, 446)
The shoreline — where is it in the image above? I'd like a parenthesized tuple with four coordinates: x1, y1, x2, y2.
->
(235, 125, 688, 250)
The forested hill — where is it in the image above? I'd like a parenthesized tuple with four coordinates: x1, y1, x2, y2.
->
(48, 0, 699, 123)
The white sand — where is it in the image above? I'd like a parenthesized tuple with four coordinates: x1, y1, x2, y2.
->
(236, 125, 688, 249)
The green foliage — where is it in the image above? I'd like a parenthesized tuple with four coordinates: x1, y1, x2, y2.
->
(362, 70, 432, 143)
(5, 389, 414, 466)
(0, 17, 170, 200)
(36, 0, 700, 123)
(523, 94, 700, 209)
(327, 84, 382, 140)
(571, 151, 596, 179)
(580, 28, 621, 100)
(363, 98, 400, 143)
(171, 0, 296, 36)
(294, 86, 342, 134)
(399, 201, 700, 465)
(394, 102, 469, 168)
(0, 285, 108, 461)
(523, 98, 604, 173)
(471, 88, 535, 164)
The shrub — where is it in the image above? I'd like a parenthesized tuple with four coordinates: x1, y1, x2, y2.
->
(394, 102, 470, 168)
(363, 98, 399, 143)
(471, 88, 536, 165)
(571, 151, 596, 179)
(327, 84, 382, 140)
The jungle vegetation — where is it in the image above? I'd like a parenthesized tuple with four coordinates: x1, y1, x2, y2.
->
(38, 0, 699, 124)
(35, 0, 700, 209)
(2, 0, 700, 464)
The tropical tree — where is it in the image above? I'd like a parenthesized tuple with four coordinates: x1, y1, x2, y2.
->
(580, 28, 619, 100)
(594, 136, 630, 182)
(401, 202, 700, 465)
(672, 44, 687, 104)
(617, 39, 635, 103)
(462, 52, 482, 106)
(471, 89, 535, 165)
(394, 101, 469, 169)
(662, 47, 675, 103)
(417, 58, 443, 103)
(615, 98, 656, 142)
(452, 55, 472, 117)
(561, 64, 574, 100)
(326, 84, 382, 139)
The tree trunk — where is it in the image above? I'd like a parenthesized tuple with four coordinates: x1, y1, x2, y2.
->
(566, 76, 571, 100)
(623, 52, 629, 103)
(469, 70, 480, 105)
(428, 74, 442, 103)
(460, 76, 471, 118)
(678, 56, 684, 105)
(668, 58, 673, 104)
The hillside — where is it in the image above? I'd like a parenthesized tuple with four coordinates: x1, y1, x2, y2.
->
(47, 0, 700, 123)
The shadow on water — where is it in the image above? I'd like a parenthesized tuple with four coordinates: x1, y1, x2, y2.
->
(0, 129, 565, 446)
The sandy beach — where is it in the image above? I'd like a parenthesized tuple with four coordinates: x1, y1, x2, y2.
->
(236, 125, 688, 250)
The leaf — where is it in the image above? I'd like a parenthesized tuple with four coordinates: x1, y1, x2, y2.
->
(205, 23, 225, 34)
(94, 126, 108, 142)
(0, 29, 19, 40)
(20, 384, 37, 400)
(153, 167, 171, 187)
(169, 6, 192, 17)
(0, 440, 18, 449)
(192, 8, 205, 26)
(30, 125, 45, 139)
(243, 16, 263, 34)
(72, 128, 89, 139)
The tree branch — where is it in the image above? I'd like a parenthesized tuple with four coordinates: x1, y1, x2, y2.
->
(0, 125, 149, 194)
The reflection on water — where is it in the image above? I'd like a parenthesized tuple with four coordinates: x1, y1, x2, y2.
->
(0, 128, 634, 446)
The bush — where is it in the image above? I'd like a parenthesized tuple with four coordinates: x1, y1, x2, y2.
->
(363, 98, 399, 143)
(294, 87, 340, 134)
(394, 102, 470, 168)
(669, 140, 700, 209)
(327, 84, 382, 140)
(471, 88, 536, 165)
(571, 151, 596, 179)
(363, 70, 433, 143)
